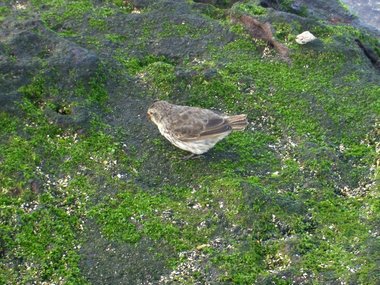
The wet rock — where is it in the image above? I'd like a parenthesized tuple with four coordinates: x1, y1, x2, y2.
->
(355, 38, 380, 70)
(291, 0, 355, 23)
(1, 0, 379, 284)
(0, 19, 49, 111)
(44, 105, 90, 129)
(48, 42, 100, 81)
(203, 68, 218, 79)
(0, 16, 100, 128)
(131, 0, 156, 9)
(193, 0, 240, 9)
(341, 0, 380, 31)
(104, 0, 235, 61)
(80, 222, 174, 285)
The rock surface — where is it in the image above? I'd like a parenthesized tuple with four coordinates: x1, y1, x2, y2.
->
(342, 0, 380, 31)
(0, 0, 379, 284)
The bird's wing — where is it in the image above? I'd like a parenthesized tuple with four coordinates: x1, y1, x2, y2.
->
(172, 109, 232, 141)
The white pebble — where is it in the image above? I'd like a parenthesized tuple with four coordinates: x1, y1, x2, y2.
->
(295, 31, 317, 44)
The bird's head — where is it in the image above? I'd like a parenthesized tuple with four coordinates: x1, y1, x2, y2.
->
(147, 100, 170, 124)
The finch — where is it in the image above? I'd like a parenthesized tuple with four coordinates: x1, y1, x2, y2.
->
(147, 100, 248, 156)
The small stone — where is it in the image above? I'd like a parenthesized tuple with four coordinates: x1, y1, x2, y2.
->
(295, 31, 317, 44)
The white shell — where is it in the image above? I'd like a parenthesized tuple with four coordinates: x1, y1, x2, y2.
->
(295, 31, 317, 44)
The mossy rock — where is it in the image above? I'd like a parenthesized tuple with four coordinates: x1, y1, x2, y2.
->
(0, 0, 379, 284)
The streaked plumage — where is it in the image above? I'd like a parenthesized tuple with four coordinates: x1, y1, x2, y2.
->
(147, 100, 248, 155)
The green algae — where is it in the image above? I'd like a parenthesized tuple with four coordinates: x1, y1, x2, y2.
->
(18, 64, 109, 110)
(0, 6, 10, 23)
(113, 52, 171, 76)
(0, 106, 139, 283)
(232, 2, 267, 16)
(1, 0, 379, 283)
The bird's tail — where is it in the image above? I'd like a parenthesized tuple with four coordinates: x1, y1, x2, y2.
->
(227, 114, 248, 131)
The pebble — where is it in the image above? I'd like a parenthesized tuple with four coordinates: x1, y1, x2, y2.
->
(295, 31, 317, 44)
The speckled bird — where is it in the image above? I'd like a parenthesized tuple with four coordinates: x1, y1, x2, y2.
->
(147, 100, 248, 157)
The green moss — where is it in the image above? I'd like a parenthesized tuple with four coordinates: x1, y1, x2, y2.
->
(57, 29, 78, 37)
(77, 77, 109, 105)
(90, 190, 179, 243)
(271, 21, 298, 44)
(195, 3, 226, 20)
(337, 0, 352, 13)
(113, 52, 172, 76)
(90, 180, 224, 251)
(88, 18, 108, 31)
(94, 6, 117, 18)
(0, 6, 10, 22)
(18, 75, 46, 106)
(18, 66, 109, 108)
(232, 2, 267, 16)
(159, 21, 207, 39)
(0, 104, 144, 282)
(31, 0, 92, 28)
(0, 120, 85, 282)
(290, 198, 374, 282)
(106, 0, 135, 11)
(215, 240, 264, 283)
(315, 24, 362, 44)
(211, 132, 278, 176)
(139, 61, 176, 97)
(105, 33, 126, 43)
(88, 7, 119, 31)
(280, 0, 295, 11)
(0, 135, 40, 189)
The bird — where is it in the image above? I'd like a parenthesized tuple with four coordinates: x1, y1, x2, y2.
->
(147, 100, 248, 158)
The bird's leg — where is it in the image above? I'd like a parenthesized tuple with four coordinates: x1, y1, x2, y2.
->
(182, 153, 204, 160)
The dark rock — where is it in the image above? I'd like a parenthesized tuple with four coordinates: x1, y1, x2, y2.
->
(131, 0, 156, 9)
(80, 221, 174, 285)
(336, 0, 380, 31)
(193, 0, 240, 9)
(44, 105, 90, 129)
(291, 0, 355, 23)
(175, 68, 198, 80)
(0, 16, 100, 129)
(48, 42, 100, 81)
(104, 0, 235, 61)
(0, 91, 22, 115)
(355, 39, 380, 70)
(203, 68, 218, 79)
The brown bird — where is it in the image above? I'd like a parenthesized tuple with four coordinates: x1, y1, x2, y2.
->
(147, 100, 248, 157)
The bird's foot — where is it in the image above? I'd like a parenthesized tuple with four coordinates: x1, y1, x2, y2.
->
(182, 153, 204, 160)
